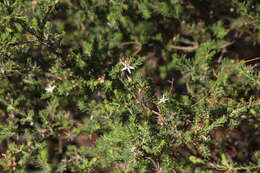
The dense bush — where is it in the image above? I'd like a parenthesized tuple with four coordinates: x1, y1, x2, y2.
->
(0, 0, 259, 172)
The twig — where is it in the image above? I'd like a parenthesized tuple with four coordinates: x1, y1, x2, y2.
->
(117, 41, 142, 56)
(207, 163, 260, 171)
(169, 44, 198, 52)
(169, 39, 199, 52)
(169, 40, 233, 52)
(219, 41, 234, 49)
(147, 157, 161, 173)
(167, 78, 175, 96)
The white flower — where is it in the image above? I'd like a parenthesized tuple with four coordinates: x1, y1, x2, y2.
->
(45, 85, 56, 93)
(158, 95, 169, 104)
(121, 61, 135, 74)
(130, 146, 136, 152)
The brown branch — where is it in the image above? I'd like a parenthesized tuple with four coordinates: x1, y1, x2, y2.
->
(147, 157, 161, 173)
(219, 41, 234, 49)
(169, 40, 233, 52)
(207, 163, 260, 171)
(169, 45, 198, 52)
(169, 39, 199, 52)
(117, 41, 142, 56)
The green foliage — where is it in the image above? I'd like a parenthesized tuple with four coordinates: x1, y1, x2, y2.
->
(0, 0, 259, 172)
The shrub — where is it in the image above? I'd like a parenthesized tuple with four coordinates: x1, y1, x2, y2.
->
(0, 0, 259, 172)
